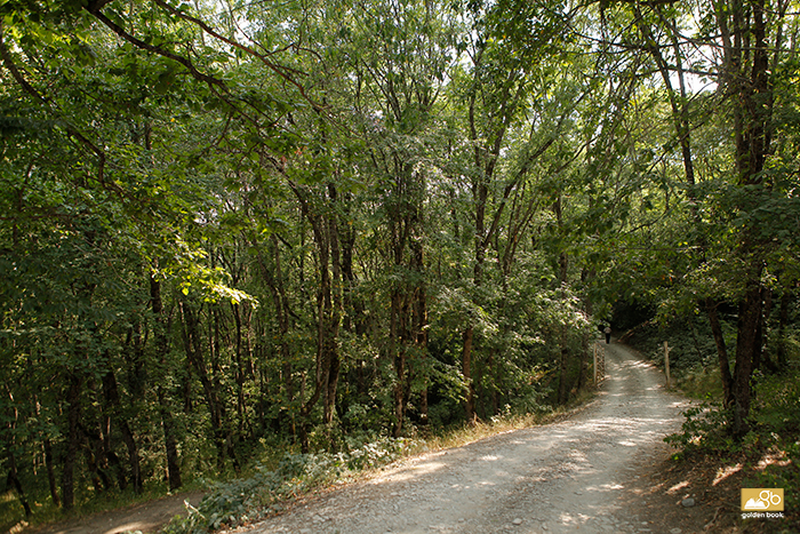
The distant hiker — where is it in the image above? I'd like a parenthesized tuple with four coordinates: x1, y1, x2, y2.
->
(604, 326, 611, 344)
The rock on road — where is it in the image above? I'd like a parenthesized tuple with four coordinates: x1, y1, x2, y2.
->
(240, 342, 689, 534)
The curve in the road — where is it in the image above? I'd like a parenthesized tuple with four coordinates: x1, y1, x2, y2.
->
(247, 342, 688, 534)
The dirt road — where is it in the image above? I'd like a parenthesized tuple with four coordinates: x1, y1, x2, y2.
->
(238, 342, 691, 534)
(22, 492, 205, 534)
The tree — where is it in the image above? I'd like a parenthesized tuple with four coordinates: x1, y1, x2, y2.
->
(594, 0, 800, 437)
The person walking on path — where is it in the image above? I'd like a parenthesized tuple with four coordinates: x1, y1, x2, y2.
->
(604, 325, 611, 344)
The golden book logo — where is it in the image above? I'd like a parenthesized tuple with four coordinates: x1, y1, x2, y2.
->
(741, 489, 784, 512)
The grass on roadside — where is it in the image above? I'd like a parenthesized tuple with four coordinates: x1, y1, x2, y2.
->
(1, 481, 206, 534)
(421, 388, 595, 453)
(1, 386, 597, 534)
(161, 389, 597, 534)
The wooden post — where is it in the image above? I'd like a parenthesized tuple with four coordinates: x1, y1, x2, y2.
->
(663, 341, 671, 390)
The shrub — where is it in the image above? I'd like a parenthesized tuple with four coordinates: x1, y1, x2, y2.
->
(162, 437, 408, 534)
(664, 401, 732, 458)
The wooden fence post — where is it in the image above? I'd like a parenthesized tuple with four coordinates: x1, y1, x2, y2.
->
(593, 342, 605, 386)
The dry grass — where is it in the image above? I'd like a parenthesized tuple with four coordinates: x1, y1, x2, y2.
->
(408, 388, 597, 455)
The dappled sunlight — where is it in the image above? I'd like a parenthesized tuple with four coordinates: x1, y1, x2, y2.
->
(617, 359, 655, 371)
(568, 448, 590, 463)
(559, 510, 578, 526)
(584, 481, 624, 492)
(412, 461, 446, 475)
(379, 460, 447, 484)
(568, 415, 678, 436)
(556, 508, 617, 529)
(106, 524, 147, 534)
(37, 523, 155, 534)
(756, 450, 791, 470)
(244, 344, 689, 534)
(713, 464, 742, 486)
(548, 499, 627, 531)
(668, 480, 690, 494)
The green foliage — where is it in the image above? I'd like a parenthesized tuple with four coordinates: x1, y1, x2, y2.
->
(675, 366, 725, 401)
(742, 367, 800, 514)
(752, 371, 800, 436)
(664, 402, 732, 458)
(666, 353, 800, 517)
(2, 0, 800, 529)
(161, 458, 307, 534)
(625, 312, 725, 392)
(162, 439, 407, 534)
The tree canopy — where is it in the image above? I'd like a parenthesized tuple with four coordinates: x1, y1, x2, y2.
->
(1, 0, 799, 526)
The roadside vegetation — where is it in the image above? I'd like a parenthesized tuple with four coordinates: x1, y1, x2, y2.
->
(625, 310, 800, 533)
(160, 388, 598, 534)
(2, 1, 799, 533)
(1, 358, 597, 534)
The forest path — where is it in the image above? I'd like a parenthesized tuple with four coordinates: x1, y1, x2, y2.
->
(22, 492, 205, 534)
(239, 341, 692, 534)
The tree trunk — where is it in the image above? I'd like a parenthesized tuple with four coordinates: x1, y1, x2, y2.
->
(4, 386, 31, 518)
(255, 235, 297, 438)
(33, 394, 61, 507)
(462, 326, 476, 424)
(754, 288, 777, 373)
(290, 182, 341, 432)
(6, 453, 31, 519)
(732, 280, 763, 438)
(777, 289, 791, 370)
(725, 0, 772, 439)
(557, 335, 570, 405)
(60, 373, 82, 510)
(150, 274, 182, 490)
(318, 220, 340, 428)
(102, 368, 142, 493)
(411, 203, 428, 424)
(391, 290, 405, 437)
(463, 174, 488, 424)
(577, 332, 590, 391)
(126, 319, 147, 400)
(232, 302, 246, 437)
(554, 196, 571, 405)
(180, 300, 227, 470)
(706, 299, 734, 407)
(44, 437, 60, 507)
(157, 385, 182, 490)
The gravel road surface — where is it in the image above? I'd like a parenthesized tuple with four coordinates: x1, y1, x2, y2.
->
(240, 342, 689, 534)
